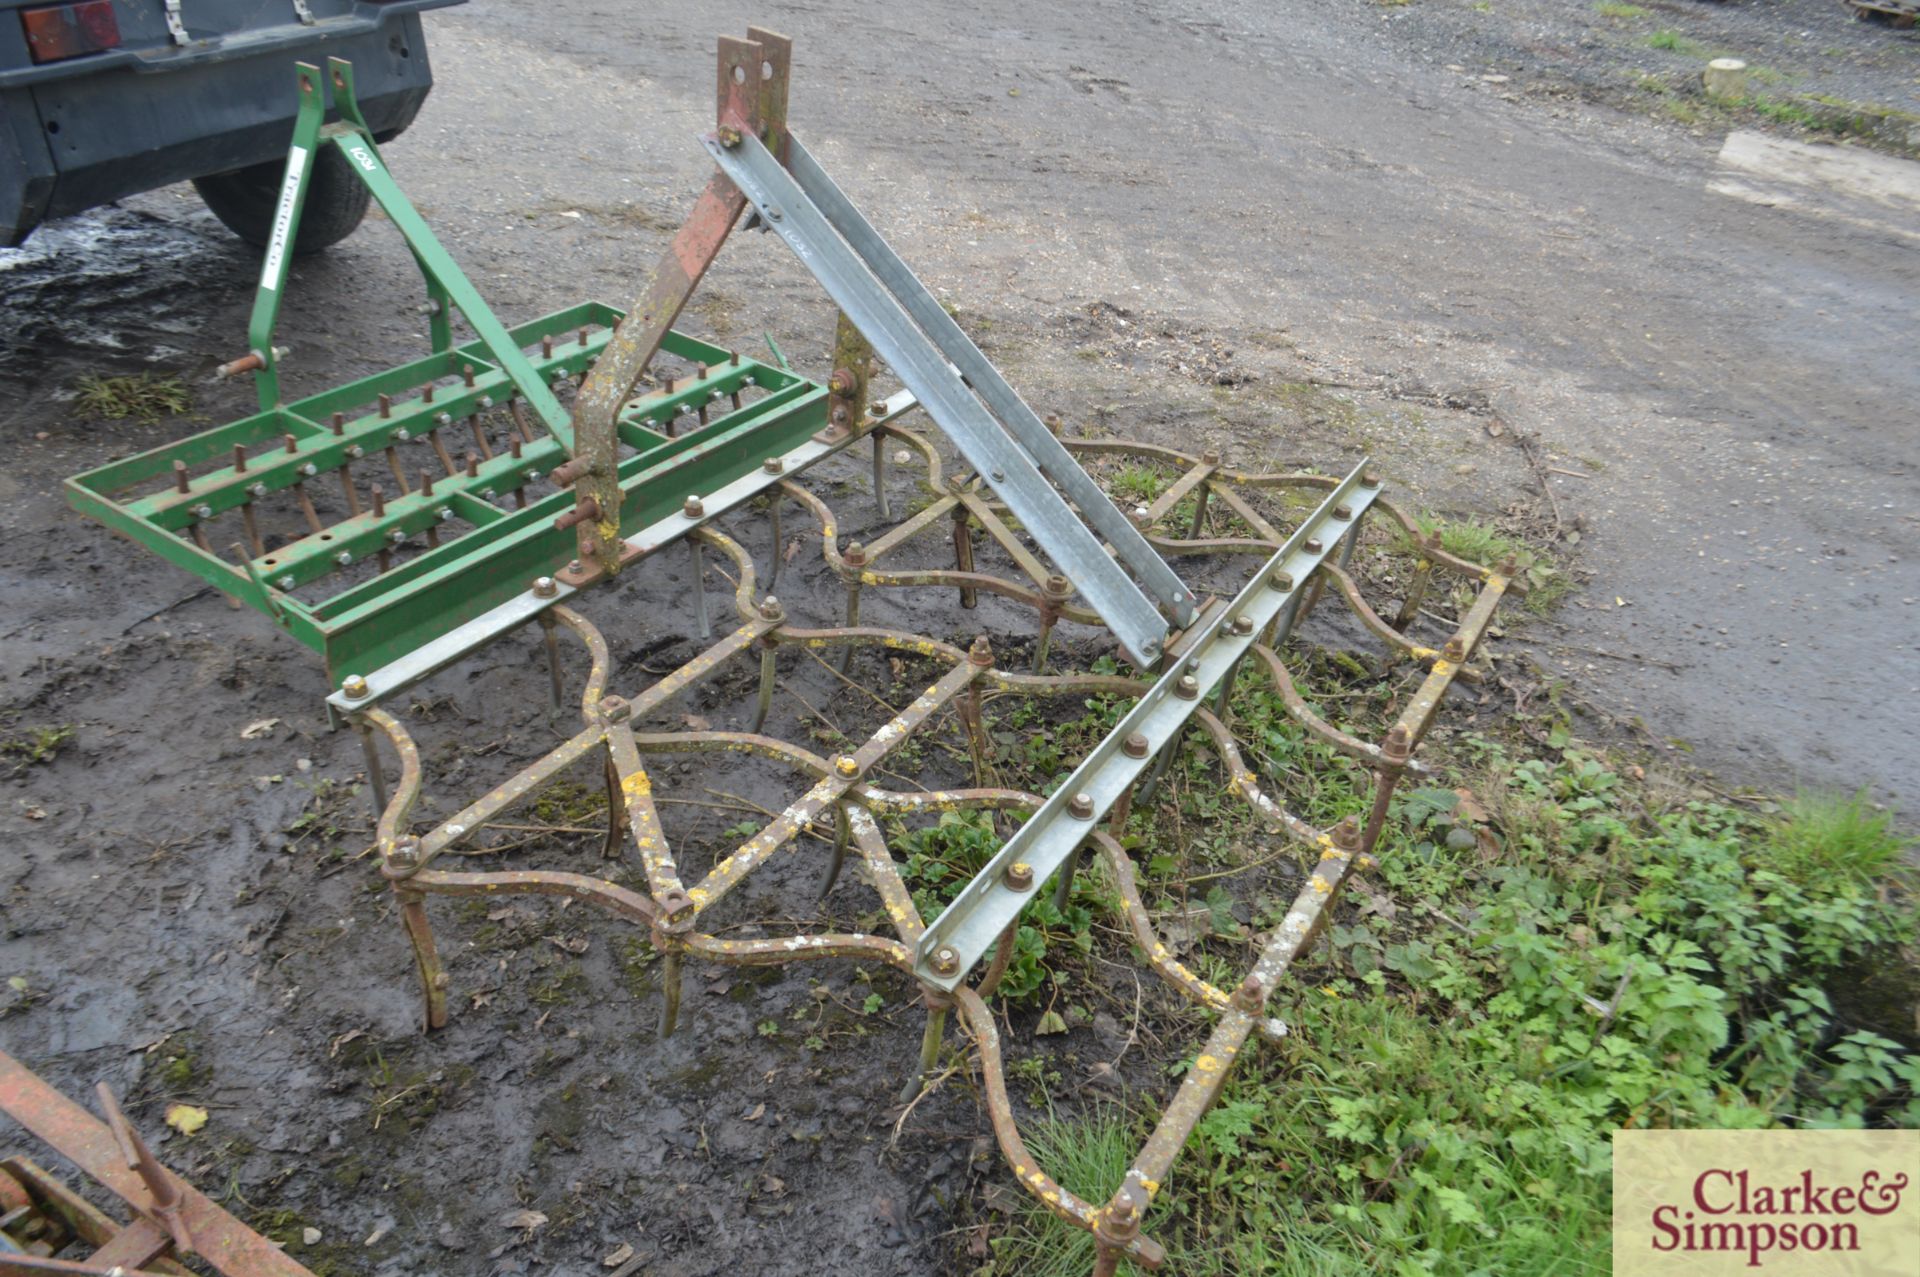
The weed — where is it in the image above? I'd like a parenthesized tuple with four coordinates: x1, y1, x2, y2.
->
(1646, 30, 1707, 57)
(1415, 517, 1572, 613)
(72, 373, 191, 424)
(1754, 789, 1910, 888)
(1, 723, 74, 774)
(1595, 1, 1648, 18)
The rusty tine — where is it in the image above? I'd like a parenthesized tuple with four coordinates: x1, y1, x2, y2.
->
(172, 459, 190, 494)
(511, 437, 523, 460)
(284, 433, 298, 454)
(339, 462, 362, 516)
(371, 484, 386, 518)
(232, 443, 247, 473)
(462, 363, 475, 388)
(420, 471, 436, 499)
(429, 428, 459, 475)
(331, 410, 346, 435)
(541, 335, 553, 359)
(295, 483, 325, 535)
(578, 326, 588, 347)
(423, 381, 435, 404)
(237, 503, 265, 558)
(379, 392, 392, 419)
(386, 445, 410, 493)
(470, 416, 494, 461)
(466, 452, 480, 480)
(95, 1082, 194, 1257)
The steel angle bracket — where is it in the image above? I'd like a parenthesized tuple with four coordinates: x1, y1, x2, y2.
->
(703, 128, 1196, 668)
(912, 461, 1382, 990)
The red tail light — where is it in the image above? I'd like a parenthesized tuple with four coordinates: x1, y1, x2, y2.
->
(20, 1, 121, 65)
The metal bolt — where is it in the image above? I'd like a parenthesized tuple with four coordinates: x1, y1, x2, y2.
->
(1231, 614, 1254, 636)
(1332, 504, 1353, 521)
(1442, 637, 1467, 663)
(193, 503, 213, 518)
(1175, 674, 1200, 700)
(766, 205, 783, 221)
(249, 483, 267, 498)
(532, 576, 558, 598)
(437, 506, 452, 521)
(396, 428, 411, 441)
(758, 595, 784, 621)
(1067, 792, 1095, 820)
(1305, 537, 1324, 554)
(930, 946, 959, 976)
(335, 551, 352, 566)
(300, 463, 318, 477)
(1269, 570, 1293, 589)
(277, 575, 294, 589)
(683, 496, 704, 518)
(835, 756, 860, 778)
(480, 395, 495, 409)
(567, 560, 583, 574)
(1361, 470, 1382, 487)
(1004, 862, 1035, 891)
(843, 541, 868, 567)
(968, 634, 994, 667)
(1046, 574, 1070, 596)
(345, 445, 364, 459)
(869, 399, 888, 416)
(601, 696, 632, 724)
(1122, 731, 1150, 759)
(1202, 448, 1222, 466)
(762, 456, 784, 474)
(1383, 724, 1412, 764)
(435, 413, 452, 427)
(388, 529, 406, 544)
(341, 675, 370, 700)
(388, 838, 420, 868)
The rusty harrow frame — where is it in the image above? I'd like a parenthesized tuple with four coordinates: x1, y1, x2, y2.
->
(355, 428, 1514, 1274)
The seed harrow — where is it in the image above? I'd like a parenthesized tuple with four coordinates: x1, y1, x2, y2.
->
(46, 27, 1521, 1276)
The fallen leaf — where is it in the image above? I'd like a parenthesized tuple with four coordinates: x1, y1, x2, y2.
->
(548, 935, 590, 955)
(240, 718, 281, 740)
(498, 1208, 548, 1232)
(302, 1227, 323, 1246)
(758, 1174, 787, 1197)
(744, 1102, 765, 1122)
(1485, 419, 1505, 438)
(328, 1028, 366, 1058)
(681, 713, 711, 731)
(1616, 597, 1629, 608)
(1452, 787, 1490, 824)
(6, 976, 27, 993)
(164, 1104, 208, 1136)
(1035, 1009, 1069, 1036)
(601, 1243, 634, 1268)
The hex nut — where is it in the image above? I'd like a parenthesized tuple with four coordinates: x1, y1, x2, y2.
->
(763, 456, 785, 474)
(931, 945, 960, 976)
(1305, 537, 1324, 554)
(1231, 614, 1254, 636)
(341, 675, 370, 700)
(683, 496, 704, 518)
(388, 838, 420, 868)
(1269, 571, 1294, 592)
(1004, 862, 1035, 891)
(1175, 674, 1200, 700)
(1122, 731, 1150, 759)
(835, 756, 860, 778)
(1067, 792, 1095, 820)
(532, 576, 558, 598)
(1332, 504, 1353, 521)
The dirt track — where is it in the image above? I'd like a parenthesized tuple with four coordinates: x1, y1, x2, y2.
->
(3, 1, 1917, 1274)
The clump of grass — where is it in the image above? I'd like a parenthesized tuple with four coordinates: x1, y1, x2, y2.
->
(1756, 789, 1910, 888)
(1646, 29, 1710, 57)
(985, 1108, 1178, 1276)
(72, 373, 191, 424)
(1413, 516, 1574, 613)
(1, 724, 74, 774)
(1595, 1, 1649, 18)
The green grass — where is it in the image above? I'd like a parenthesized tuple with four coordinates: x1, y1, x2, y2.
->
(1755, 789, 1911, 888)
(1416, 516, 1574, 614)
(1646, 30, 1708, 57)
(1594, 1, 1648, 18)
(72, 373, 191, 424)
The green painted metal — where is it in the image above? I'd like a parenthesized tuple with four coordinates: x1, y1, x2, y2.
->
(65, 61, 830, 686)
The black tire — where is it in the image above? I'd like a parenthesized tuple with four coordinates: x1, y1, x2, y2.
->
(192, 144, 370, 255)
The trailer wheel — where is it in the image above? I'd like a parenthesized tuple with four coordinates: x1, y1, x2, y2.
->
(193, 145, 370, 255)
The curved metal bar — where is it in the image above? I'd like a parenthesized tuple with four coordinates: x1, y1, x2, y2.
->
(1247, 645, 1433, 777)
(1093, 831, 1289, 1045)
(548, 603, 613, 713)
(362, 706, 425, 852)
(405, 866, 660, 926)
(689, 523, 760, 623)
(1191, 708, 1333, 850)
(950, 984, 1168, 1269)
(627, 728, 832, 779)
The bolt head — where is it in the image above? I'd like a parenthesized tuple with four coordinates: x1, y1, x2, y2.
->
(1122, 731, 1150, 759)
(1305, 537, 1324, 554)
(1046, 574, 1070, 595)
(1067, 792, 1095, 820)
(843, 540, 867, 566)
(1004, 862, 1035, 891)
(341, 675, 370, 699)
(1175, 674, 1200, 700)
(683, 496, 704, 519)
(931, 946, 960, 976)
(395, 428, 411, 442)
(194, 504, 213, 518)
(601, 695, 632, 724)
(1202, 448, 1222, 466)
(532, 576, 558, 598)
(567, 560, 583, 574)
(301, 463, 318, 476)
(277, 575, 294, 589)
(249, 482, 267, 498)
(1332, 504, 1353, 521)
(835, 755, 860, 778)
(388, 838, 420, 868)
(436, 412, 452, 426)
(1230, 614, 1254, 636)
(758, 595, 784, 620)
(762, 456, 785, 474)
(1361, 470, 1382, 487)
(871, 400, 890, 416)
(335, 551, 352, 566)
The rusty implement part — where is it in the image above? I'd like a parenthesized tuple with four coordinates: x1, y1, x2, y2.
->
(354, 426, 1513, 1270)
(0, 1052, 315, 1277)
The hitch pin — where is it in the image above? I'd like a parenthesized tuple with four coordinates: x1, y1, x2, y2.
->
(214, 345, 289, 380)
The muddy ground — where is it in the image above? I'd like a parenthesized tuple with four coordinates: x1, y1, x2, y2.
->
(3, 0, 1917, 1274)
